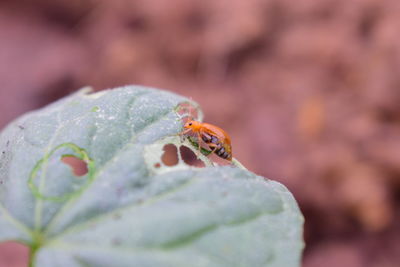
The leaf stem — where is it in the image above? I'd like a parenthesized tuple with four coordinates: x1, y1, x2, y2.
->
(29, 231, 44, 267)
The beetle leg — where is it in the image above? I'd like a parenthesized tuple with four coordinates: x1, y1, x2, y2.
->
(207, 143, 218, 154)
(179, 128, 192, 141)
(196, 132, 203, 158)
(180, 128, 192, 135)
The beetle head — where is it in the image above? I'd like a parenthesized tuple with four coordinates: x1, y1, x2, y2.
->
(184, 119, 201, 130)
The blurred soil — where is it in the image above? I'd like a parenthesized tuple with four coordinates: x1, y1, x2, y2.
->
(1, 0, 400, 266)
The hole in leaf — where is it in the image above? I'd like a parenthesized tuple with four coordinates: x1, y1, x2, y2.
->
(0, 241, 29, 267)
(180, 146, 205, 167)
(161, 144, 179, 166)
(61, 155, 88, 177)
(208, 153, 231, 165)
(28, 143, 95, 202)
(177, 102, 199, 119)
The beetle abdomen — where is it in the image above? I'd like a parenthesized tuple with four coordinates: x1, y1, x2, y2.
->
(200, 132, 231, 160)
(215, 145, 230, 159)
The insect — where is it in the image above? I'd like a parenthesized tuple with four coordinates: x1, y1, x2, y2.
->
(181, 118, 232, 161)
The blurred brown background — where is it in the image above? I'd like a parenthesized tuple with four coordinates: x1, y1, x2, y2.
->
(1, 0, 400, 266)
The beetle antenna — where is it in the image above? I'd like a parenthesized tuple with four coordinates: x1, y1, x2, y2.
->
(176, 99, 200, 121)
(189, 105, 194, 120)
(183, 104, 194, 121)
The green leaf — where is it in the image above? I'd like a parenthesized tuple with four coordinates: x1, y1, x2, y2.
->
(0, 86, 304, 267)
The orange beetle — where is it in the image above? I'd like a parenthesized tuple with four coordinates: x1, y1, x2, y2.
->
(181, 119, 232, 161)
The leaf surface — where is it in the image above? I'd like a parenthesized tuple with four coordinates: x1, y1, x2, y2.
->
(0, 86, 304, 267)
